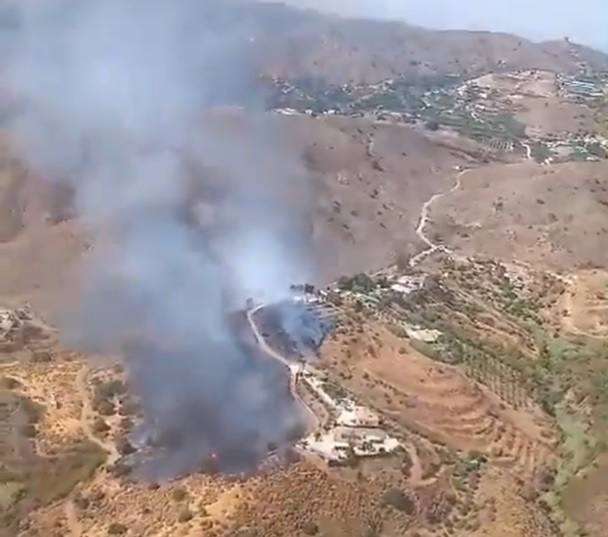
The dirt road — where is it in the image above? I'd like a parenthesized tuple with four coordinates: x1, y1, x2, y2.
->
(409, 169, 468, 267)
(246, 305, 319, 433)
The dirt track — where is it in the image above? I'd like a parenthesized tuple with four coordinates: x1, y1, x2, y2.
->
(246, 305, 319, 433)
(409, 168, 469, 267)
(75, 365, 119, 464)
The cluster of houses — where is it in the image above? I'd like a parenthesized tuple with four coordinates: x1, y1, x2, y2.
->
(0, 307, 31, 342)
(298, 370, 402, 463)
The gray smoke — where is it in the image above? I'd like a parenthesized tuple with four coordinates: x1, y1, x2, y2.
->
(2, 0, 313, 476)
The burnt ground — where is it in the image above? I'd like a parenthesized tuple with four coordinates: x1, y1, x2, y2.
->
(252, 301, 335, 362)
(119, 310, 305, 480)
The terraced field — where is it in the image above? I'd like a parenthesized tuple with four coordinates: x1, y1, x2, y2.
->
(320, 321, 555, 481)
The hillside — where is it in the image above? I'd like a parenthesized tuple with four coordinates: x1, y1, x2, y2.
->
(429, 160, 608, 271)
(0, 113, 472, 317)
(237, 2, 608, 84)
(2, 2, 608, 537)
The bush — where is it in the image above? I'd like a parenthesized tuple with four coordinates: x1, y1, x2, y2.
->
(96, 400, 115, 416)
(108, 522, 127, 535)
(587, 142, 607, 159)
(233, 529, 259, 537)
(74, 494, 90, 510)
(97, 380, 126, 399)
(0, 376, 22, 390)
(20, 424, 37, 438)
(302, 521, 319, 535)
(118, 400, 139, 416)
(178, 508, 193, 523)
(172, 487, 188, 502)
(20, 397, 43, 423)
(117, 438, 136, 456)
(93, 418, 110, 434)
(109, 462, 132, 478)
(382, 488, 415, 515)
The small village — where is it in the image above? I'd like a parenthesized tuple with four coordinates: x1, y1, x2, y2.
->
(282, 269, 445, 465)
(269, 67, 608, 164)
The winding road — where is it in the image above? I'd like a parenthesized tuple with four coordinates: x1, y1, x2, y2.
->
(409, 169, 469, 267)
(246, 305, 319, 433)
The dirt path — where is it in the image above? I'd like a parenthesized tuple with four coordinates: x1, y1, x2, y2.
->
(63, 366, 120, 537)
(409, 169, 469, 267)
(75, 365, 119, 463)
(246, 306, 319, 433)
(64, 499, 83, 537)
(404, 442, 439, 487)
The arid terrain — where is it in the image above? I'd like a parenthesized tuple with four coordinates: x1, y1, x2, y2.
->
(1, 2, 608, 537)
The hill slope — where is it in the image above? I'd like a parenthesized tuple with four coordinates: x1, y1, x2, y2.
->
(239, 2, 608, 84)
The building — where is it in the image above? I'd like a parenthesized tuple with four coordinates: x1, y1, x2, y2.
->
(336, 405, 381, 428)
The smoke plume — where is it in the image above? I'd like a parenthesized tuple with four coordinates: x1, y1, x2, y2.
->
(2, 0, 313, 477)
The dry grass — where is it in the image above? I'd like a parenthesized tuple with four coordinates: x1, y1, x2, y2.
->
(431, 160, 608, 271)
(320, 321, 553, 477)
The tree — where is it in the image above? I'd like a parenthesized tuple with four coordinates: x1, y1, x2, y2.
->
(93, 418, 110, 434)
(352, 273, 374, 293)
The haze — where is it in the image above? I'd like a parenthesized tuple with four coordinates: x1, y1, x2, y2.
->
(280, 0, 608, 52)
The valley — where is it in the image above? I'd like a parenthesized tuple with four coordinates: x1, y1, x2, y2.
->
(0, 2, 608, 537)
